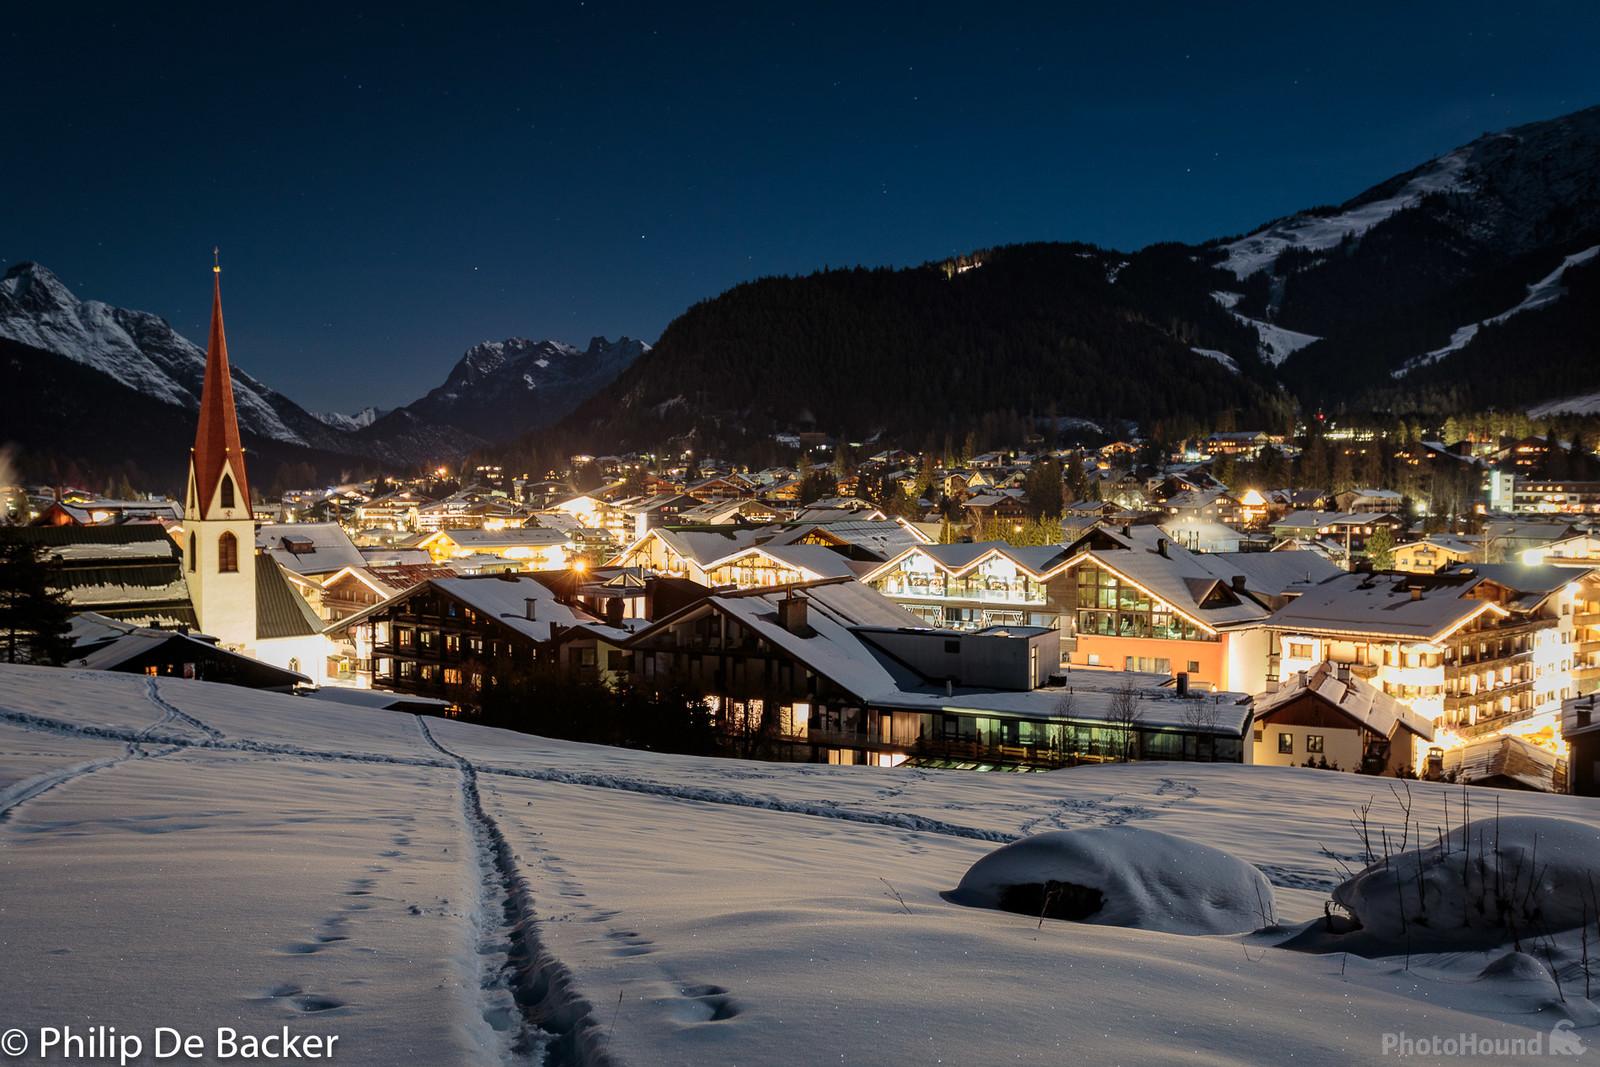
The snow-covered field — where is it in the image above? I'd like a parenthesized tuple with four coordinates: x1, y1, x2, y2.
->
(5, 663, 1600, 1065)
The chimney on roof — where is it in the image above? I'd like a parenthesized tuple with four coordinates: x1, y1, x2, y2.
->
(1156, 536, 1169, 558)
(777, 593, 808, 634)
(1410, 585, 1423, 601)
(604, 596, 624, 627)
(1231, 574, 1247, 592)
(1175, 671, 1189, 696)
(1122, 523, 1133, 537)
(524, 597, 538, 621)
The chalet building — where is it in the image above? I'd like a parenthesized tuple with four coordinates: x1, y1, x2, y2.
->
(1054, 525, 1283, 692)
(625, 579, 1253, 768)
(1392, 535, 1481, 574)
(862, 542, 1072, 633)
(1508, 478, 1600, 516)
(345, 574, 613, 706)
(863, 525, 1334, 691)
(1270, 510, 1404, 554)
(619, 492, 699, 539)
(1270, 564, 1594, 735)
(962, 491, 1029, 529)
(541, 493, 632, 538)
(1250, 662, 1434, 775)
(319, 563, 458, 622)
(611, 527, 766, 585)
(1332, 488, 1405, 514)
(7, 524, 197, 627)
(1162, 490, 1241, 527)
(1202, 431, 1280, 458)
(355, 492, 425, 531)
(416, 527, 572, 569)
(66, 612, 308, 691)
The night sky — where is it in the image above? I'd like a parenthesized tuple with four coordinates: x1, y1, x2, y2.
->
(7, 2, 1600, 413)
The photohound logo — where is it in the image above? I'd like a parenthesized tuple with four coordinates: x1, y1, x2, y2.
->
(1381, 1020, 1586, 1057)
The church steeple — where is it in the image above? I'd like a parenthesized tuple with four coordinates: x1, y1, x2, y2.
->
(189, 249, 252, 520)
(183, 251, 258, 648)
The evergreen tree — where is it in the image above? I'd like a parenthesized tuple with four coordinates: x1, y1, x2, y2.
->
(0, 539, 73, 665)
(1364, 525, 1396, 571)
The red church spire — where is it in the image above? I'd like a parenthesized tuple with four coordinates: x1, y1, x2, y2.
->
(190, 249, 252, 517)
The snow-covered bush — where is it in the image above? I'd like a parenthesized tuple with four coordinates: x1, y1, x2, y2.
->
(948, 826, 1276, 935)
(1333, 815, 1600, 951)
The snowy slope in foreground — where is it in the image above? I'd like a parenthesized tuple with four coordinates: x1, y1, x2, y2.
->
(5, 664, 1600, 1065)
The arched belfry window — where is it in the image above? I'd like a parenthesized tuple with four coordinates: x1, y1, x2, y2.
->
(188, 532, 197, 572)
(220, 474, 236, 510)
(218, 531, 239, 573)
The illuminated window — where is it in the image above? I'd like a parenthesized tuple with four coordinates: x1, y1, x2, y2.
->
(1278, 732, 1294, 754)
(218, 531, 238, 573)
(1306, 735, 1324, 753)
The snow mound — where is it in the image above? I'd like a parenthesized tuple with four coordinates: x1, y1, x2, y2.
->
(1333, 816, 1600, 951)
(947, 827, 1275, 935)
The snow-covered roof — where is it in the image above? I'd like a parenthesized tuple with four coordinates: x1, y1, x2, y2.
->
(1268, 572, 1501, 641)
(1253, 663, 1433, 741)
(430, 575, 600, 643)
(1062, 526, 1271, 630)
(256, 522, 365, 575)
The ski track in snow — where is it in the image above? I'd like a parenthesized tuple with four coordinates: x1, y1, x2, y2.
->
(414, 717, 613, 1066)
(0, 680, 190, 822)
(0, 705, 1333, 892)
(144, 677, 226, 739)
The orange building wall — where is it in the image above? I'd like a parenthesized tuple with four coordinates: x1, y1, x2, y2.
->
(1068, 634, 1227, 689)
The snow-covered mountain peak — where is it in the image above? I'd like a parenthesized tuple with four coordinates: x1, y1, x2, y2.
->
(0, 261, 78, 310)
(0, 260, 306, 444)
(1219, 146, 1476, 279)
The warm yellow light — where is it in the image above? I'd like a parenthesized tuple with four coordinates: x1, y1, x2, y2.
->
(573, 559, 589, 573)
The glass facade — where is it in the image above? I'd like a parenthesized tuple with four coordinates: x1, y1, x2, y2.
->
(1074, 563, 1213, 641)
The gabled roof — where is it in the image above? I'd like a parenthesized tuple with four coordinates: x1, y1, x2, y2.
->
(255, 554, 325, 640)
(861, 541, 1074, 583)
(66, 611, 308, 686)
(705, 542, 861, 581)
(430, 575, 601, 643)
(1253, 663, 1433, 741)
(189, 267, 251, 518)
(1059, 525, 1271, 630)
(1267, 572, 1504, 641)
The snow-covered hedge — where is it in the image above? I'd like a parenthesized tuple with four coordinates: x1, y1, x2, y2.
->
(948, 826, 1276, 935)
(1333, 815, 1600, 951)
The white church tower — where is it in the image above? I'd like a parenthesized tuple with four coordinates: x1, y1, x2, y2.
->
(183, 253, 257, 647)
